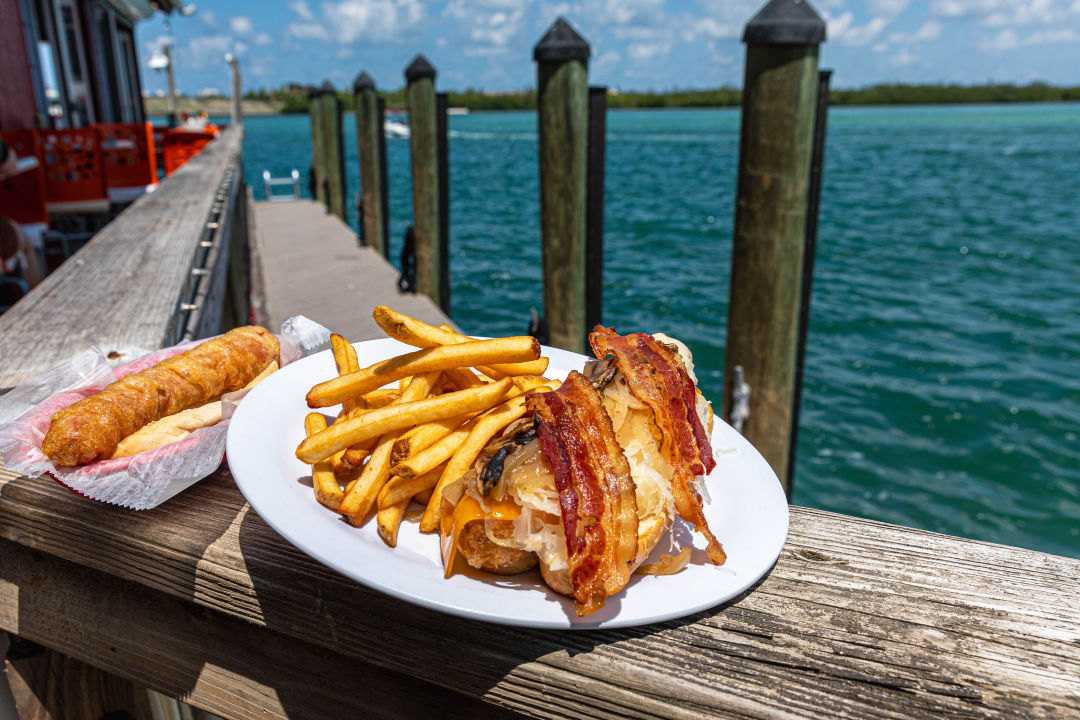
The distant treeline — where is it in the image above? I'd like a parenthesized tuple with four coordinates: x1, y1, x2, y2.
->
(241, 82, 1080, 113)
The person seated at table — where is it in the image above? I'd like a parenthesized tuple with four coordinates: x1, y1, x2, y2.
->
(1, 215, 43, 290)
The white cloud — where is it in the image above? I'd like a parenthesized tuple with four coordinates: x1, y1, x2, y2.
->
(888, 19, 944, 42)
(594, 50, 620, 72)
(694, 17, 739, 39)
(1023, 27, 1080, 42)
(287, 22, 329, 40)
(933, 0, 1072, 26)
(323, 0, 424, 44)
(980, 28, 1019, 49)
(288, 0, 315, 21)
(230, 16, 253, 36)
(912, 19, 944, 40)
(196, 87, 222, 97)
(253, 32, 273, 46)
(827, 12, 890, 45)
(627, 41, 671, 61)
(892, 47, 918, 65)
(584, 0, 666, 27)
(868, 0, 911, 16)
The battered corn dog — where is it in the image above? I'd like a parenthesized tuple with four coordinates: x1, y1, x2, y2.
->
(41, 326, 279, 466)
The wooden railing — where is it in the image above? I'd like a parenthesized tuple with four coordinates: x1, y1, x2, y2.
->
(0, 126, 247, 390)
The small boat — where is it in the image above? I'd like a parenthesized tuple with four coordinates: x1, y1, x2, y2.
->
(385, 120, 410, 139)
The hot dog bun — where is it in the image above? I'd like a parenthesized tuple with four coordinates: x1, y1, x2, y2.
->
(42, 326, 279, 466)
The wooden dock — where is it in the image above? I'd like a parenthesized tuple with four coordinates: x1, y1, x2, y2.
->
(0, 130, 1078, 719)
(250, 199, 451, 338)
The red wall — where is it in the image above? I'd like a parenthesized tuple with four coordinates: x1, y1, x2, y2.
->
(0, 0, 39, 130)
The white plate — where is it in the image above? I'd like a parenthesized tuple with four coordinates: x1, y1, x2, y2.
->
(227, 338, 789, 629)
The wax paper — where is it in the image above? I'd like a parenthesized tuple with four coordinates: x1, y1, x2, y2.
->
(0, 316, 330, 509)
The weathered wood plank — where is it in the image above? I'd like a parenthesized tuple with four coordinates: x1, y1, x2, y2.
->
(5, 643, 155, 720)
(0, 538, 524, 720)
(1, 466, 1076, 719)
(0, 128, 243, 389)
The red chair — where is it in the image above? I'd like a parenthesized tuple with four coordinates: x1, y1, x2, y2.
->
(162, 128, 218, 176)
(99, 122, 158, 203)
(0, 129, 49, 251)
(38, 127, 110, 215)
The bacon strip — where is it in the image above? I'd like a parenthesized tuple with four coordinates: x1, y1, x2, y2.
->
(589, 326, 726, 564)
(527, 371, 639, 616)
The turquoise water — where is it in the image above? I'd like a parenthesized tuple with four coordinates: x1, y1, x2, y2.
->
(242, 104, 1080, 559)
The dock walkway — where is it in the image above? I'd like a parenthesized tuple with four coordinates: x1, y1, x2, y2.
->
(251, 199, 451, 338)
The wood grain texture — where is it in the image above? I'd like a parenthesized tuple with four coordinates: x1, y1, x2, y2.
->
(5, 645, 155, 720)
(0, 465, 1076, 719)
(537, 59, 589, 354)
(354, 86, 387, 256)
(0, 128, 243, 390)
(407, 76, 441, 305)
(0, 538, 522, 720)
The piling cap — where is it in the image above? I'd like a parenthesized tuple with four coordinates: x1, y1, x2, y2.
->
(743, 0, 826, 45)
(405, 54, 437, 82)
(353, 72, 376, 92)
(534, 17, 590, 63)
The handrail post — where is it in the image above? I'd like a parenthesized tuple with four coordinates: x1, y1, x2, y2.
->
(534, 17, 591, 353)
(353, 71, 388, 256)
(405, 55, 448, 311)
(723, 0, 826, 497)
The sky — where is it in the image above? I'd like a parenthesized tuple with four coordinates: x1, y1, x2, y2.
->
(134, 0, 1080, 96)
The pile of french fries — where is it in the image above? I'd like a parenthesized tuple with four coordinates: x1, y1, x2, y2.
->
(296, 306, 559, 547)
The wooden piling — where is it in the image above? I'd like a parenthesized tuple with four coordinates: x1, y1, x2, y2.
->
(353, 71, 388, 256)
(586, 85, 607, 332)
(317, 81, 347, 222)
(787, 68, 832, 487)
(308, 86, 326, 206)
(436, 91, 451, 313)
(227, 55, 242, 127)
(405, 55, 446, 310)
(534, 18, 590, 353)
(722, 0, 826, 496)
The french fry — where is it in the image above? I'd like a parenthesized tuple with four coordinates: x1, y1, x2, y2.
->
(306, 337, 538, 408)
(419, 389, 549, 532)
(392, 414, 472, 465)
(339, 430, 399, 526)
(443, 366, 485, 389)
(304, 413, 344, 511)
(415, 487, 434, 505)
(377, 499, 409, 547)
(330, 334, 362, 406)
(390, 376, 553, 477)
(338, 436, 378, 475)
(400, 371, 441, 402)
(437, 326, 549, 379)
(390, 417, 479, 479)
(297, 378, 514, 463)
(373, 306, 547, 377)
(378, 465, 445, 510)
(362, 388, 401, 408)
(330, 333, 371, 472)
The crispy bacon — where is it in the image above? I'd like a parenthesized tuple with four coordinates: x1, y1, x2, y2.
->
(589, 326, 726, 564)
(527, 371, 639, 616)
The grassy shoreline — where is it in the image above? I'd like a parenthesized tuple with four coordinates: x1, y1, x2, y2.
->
(144, 82, 1080, 116)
